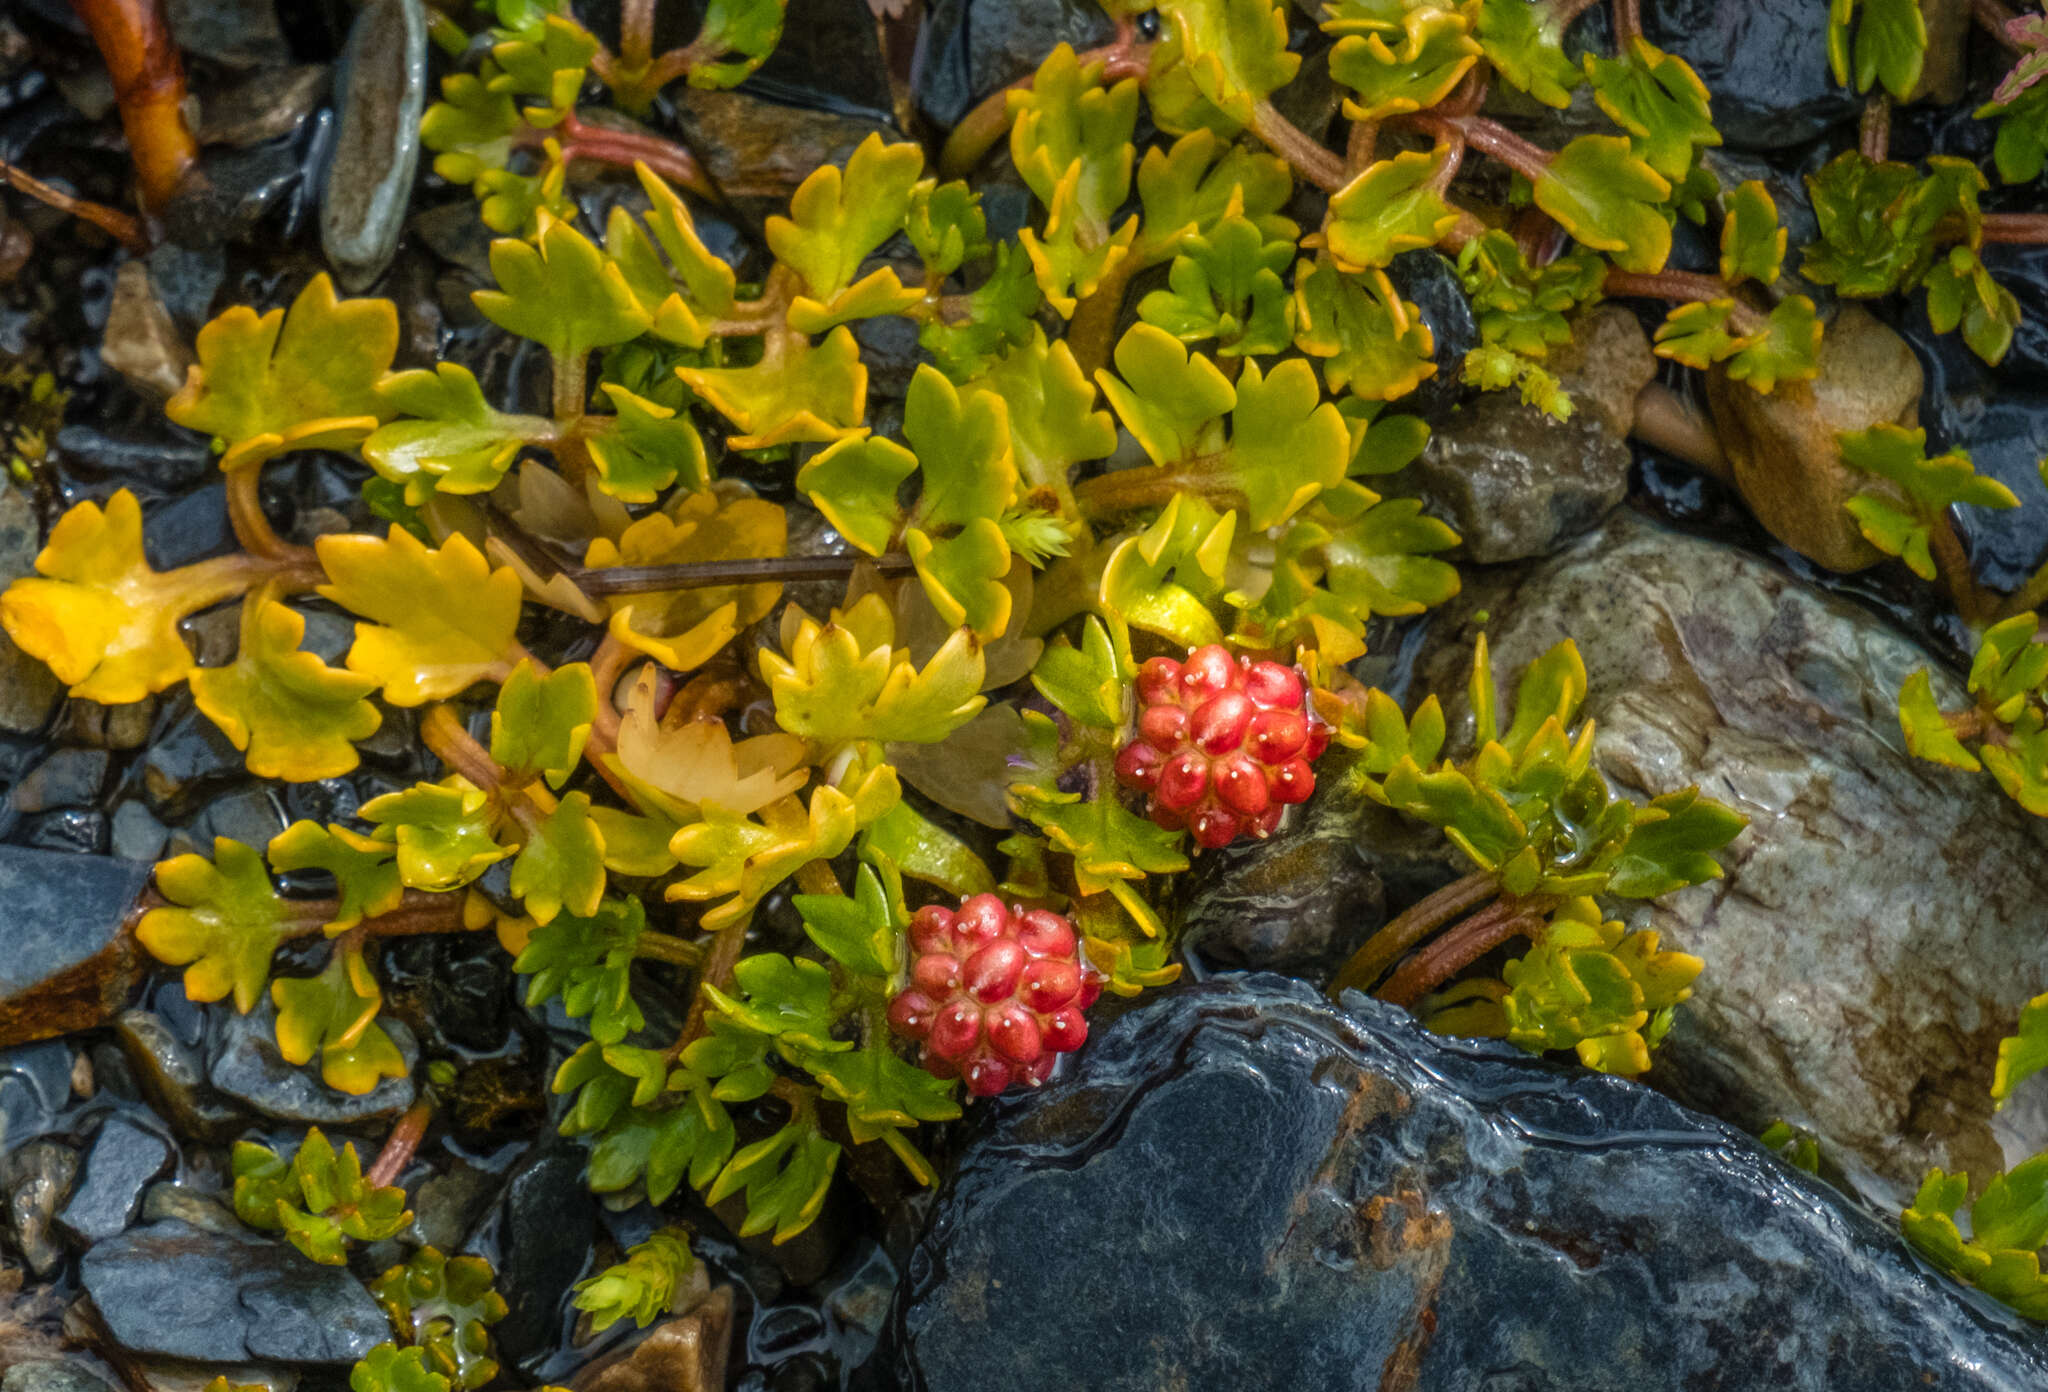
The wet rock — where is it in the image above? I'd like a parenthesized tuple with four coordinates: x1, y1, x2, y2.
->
(111, 803, 168, 863)
(17, 810, 109, 855)
(571, 1287, 729, 1392)
(671, 90, 893, 224)
(139, 1182, 242, 1236)
(1639, 0, 1861, 150)
(3, 1140, 77, 1276)
(1400, 305, 1653, 563)
(80, 1218, 386, 1364)
(0, 1040, 75, 1145)
(410, 1160, 497, 1253)
(209, 1000, 417, 1125)
(1709, 302, 1920, 572)
(54, 698, 158, 752)
(114, 1009, 247, 1142)
(157, 141, 309, 250)
(467, 1143, 599, 1372)
(179, 785, 288, 858)
(1946, 394, 2048, 594)
(749, 0, 894, 121)
(379, 935, 513, 1055)
(11, 749, 109, 812)
(165, 0, 290, 67)
(321, 0, 426, 291)
(56, 1116, 172, 1246)
(0, 1363, 120, 1392)
(100, 262, 194, 401)
(0, 847, 150, 1047)
(1383, 250, 1477, 424)
(0, 484, 60, 734)
(1403, 510, 2048, 1199)
(1177, 807, 1387, 978)
(141, 701, 250, 817)
(885, 975, 2048, 1391)
(913, 0, 1114, 127)
(200, 66, 330, 149)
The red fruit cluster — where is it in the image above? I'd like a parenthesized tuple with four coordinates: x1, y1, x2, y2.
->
(887, 894, 1102, 1097)
(1113, 644, 1328, 849)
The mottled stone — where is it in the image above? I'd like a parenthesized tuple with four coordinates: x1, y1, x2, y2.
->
(3, 1139, 77, 1276)
(572, 1286, 729, 1392)
(200, 66, 330, 148)
(0, 847, 151, 1047)
(671, 90, 893, 224)
(114, 1009, 247, 1141)
(12, 749, 110, 812)
(885, 976, 2048, 1391)
(0, 484, 60, 734)
(1406, 511, 2048, 1200)
(1, 1364, 120, 1392)
(80, 1219, 386, 1364)
(1402, 306, 1653, 563)
(56, 1115, 172, 1245)
(321, 0, 426, 291)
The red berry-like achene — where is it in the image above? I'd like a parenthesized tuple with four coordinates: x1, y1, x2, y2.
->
(1114, 644, 1329, 849)
(887, 895, 1103, 1098)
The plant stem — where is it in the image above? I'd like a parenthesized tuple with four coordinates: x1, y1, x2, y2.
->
(522, 112, 718, 202)
(1073, 460, 1239, 520)
(1612, 0, 1643, 47)
(1250, 101, 1347, 192)
(1065, 255, 1140, 380)
(1410, 113, 1552, 184)
(224, 465, 322, 568)
(618, 0, 656, 76)
(1973, 0, 2024, 49)
(1996, 558, 2048, 620)
(1602, 269, 1766, 333)
(1929, 512, 1992, 626)
(1345, 118, 1380, 175)
(1982, 214, 2048, 243)
(677, 913, 749, 1050)
(637, 930, 705, 966)
(1424, 130, 1467, 194)
(67, 0, 198, 210)
(1376, 898, 1547, 1009)
(366, 1098, 434, 1188)
(1329, 871, 1500, 998)
(420, 703, 547, 835)
(1860, 94, 1892, 163)
(572, 551, 918, 595)
(0, 155, 145, 250)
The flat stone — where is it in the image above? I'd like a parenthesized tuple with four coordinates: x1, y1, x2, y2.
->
(101, 261, 194, 401)
(12, 748, 110, 812)
(56, 1115, 172, 1245)
(209, 1000, 416, 1125)
(80, 1219, 387, 1364)
(115, 1008, 248, 1141)
(886, 976, 2048, 1391)
(1404, 511, 2048, 1200)
(0, 846, 151, 1047)
(200, 66, 330, 148)
(321, 0, 426, 291)
(1, 1364, 120, 1392)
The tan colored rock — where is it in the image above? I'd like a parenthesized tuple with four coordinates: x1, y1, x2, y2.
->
(100, 262, 194, 402)
(1707, 302, 1921, 573)
(575, 1286, 732, 1392)
(1548, 302, 1658, 438)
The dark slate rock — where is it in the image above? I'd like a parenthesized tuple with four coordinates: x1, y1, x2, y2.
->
(80, 1218, 386, 1364)
(11, 748, 110, 812)
(56, 1115, 172, 1245)
(321, 0, 426, 291)
(209, 999, 417, 1124)
(1383, 249, 1476, 425)
(1946, 395, 2048, 594)
(466, 1143, 599, 1373)
(0, 847, 151, 1047)
(914, 0, 1115, 128)
(16, 809, 109, 855)
(1638, 0, 1859, 150)
(882, 976, 2048, 1392)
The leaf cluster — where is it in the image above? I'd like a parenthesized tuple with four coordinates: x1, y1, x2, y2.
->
(233, 1129, 411, 1265)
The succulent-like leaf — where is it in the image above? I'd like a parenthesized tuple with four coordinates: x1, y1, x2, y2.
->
(361, 779, 514, 891)
(1146, 0, 1301, 134)
(571, 1229, 697, 1334)
(803, 1036, 960, 1180)
(1474, 0, 1580, 107)
(317, 529, 523, 705)
(1828, 0, 1926, 99)
(1009, 45, 1141, 313)
(1030, 614, 1129, 730)
(759, 593, 987, 747)
(271, 946, 408, 1096)
(1136, 213, 1297, 356)
(1582, 38, 1719, 186)
(1981, 81, 2048, 185)
(166, 275, 398, 471)
(1839, 423, 2018, 581)
(605, 666, 808, 822)
(191, 589, 381, 782)
(1996, 993, 2048, 1110)
(971, 328, 1118, 508)
(676, 326, 868, 450)
(667, 767, 898, 930)
(515, 897, 648, 1044)
(364, 364, 552, 504)
(1924, 244, 2022, 367)
(268, 821, 408, 934)
(1456, 230, 1607, 359)
(1724, 295, 1821, 394)
(351, 1344, 450, 1392)
(372, 1248, 509, 1390)
(768, 134, 926, 327)
(792, 861, 902, 980)
(1293, 260, 1437, 402)
(474, 216, 651, 372)
(138, 838, 290, 1013)
(1324, 149, 1457, 272)
(1903, 1162, 2048, 1321)
(1802, 151, 1984, 299)
(235, 1129, 411, 1264)
(919, 244, 1044, 380)
(703, 1113, 841, 1244)
(491, 659, 594, 787)
(1720, 180, 1786, 287)
(688, 0, 788, 89)
(511, 792, 607, 924)
(1098, 492, 1236, 648)
(1534, 135, 1673, 274)
(1328, 7, 1480, 122)
(1606, 788, 1748, 898)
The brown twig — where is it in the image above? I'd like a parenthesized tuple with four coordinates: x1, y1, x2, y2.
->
(1611, 0, 1643, 48)
(570, 552, 919, 596)
(1249, 101, 1348, 192)
(1329, 871, 1500, 998)
(66, 0, 197, 210)
(1860, 94, 1892, 163)
(366, 1098, 434, 1188)
(1983, 213, 2048, 243)
(0, 156, 146, 250)
(1376, 898, 1549, 1008)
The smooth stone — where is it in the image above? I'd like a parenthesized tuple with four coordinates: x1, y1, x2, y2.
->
(1946, 394, 2048, 593)
(571, 1287, 731, 1392)
(1383, 249, 1477, 425)
(1176, 804, 1388, 978)
(139, 1181, 242, 1235)
(80, 1219, 387, 1364)
(1400, 305, 1653, 563)
(114, 1009, 247, 1142)
(11, 748, 110, 813)
(140, 700, 250, 817)
(111, 802, 168, 863)
(56, 1115, 172, 1245)
(321, 0, 426, 291)
(18, 809, 109, 854)
(200, 66, 331, 149)
(100, 262, 193, 401)
(883, 976, 2048, 1391)
(466, 1143, 599, 1372)
(1405, 510, 2048, 1200)
(53, 698, 158, 753)
(208, 1000, 417, 1125)
(0, 484, 60, 733)
(3, 1138, 77, 1276)
(912, 0, 1114, 127)
(0, 846, 151, 1047)
(1639, 0, 1861, 150)
(164, 0, 290, 66)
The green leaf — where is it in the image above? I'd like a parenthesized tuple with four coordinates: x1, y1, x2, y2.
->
(360, 780, 512, 891)
(370, 1248, 509, 1390)
(1924, 244, 2021, 367)
(473, 216, 651, 369)
(1324, 149, 1457, 272)
(1583, 38, 1719, 186)
(587, 384, 710, 502)
(1606, 787, 1749, 898)
(1838, 423, 2017, 578)
(1329, 8, 1479, 122)
(802, 1038, 959, 1181)
(1135, 214, 1296, 356)
(1720, 180, 1786, 286)
(350, 1344, 450, 1392)
(1898, 667, 1981, 772)
(1802, 151, 1983, 299)
(1010, 742, 1190, 894)
(704, 1114, 841, 1243)
(1534, 135, 1673, 274)
(571, 1229, 697, 1334)
(515, 897, 647, 1044)
(238, 1129, 410, 1264)
(899, 365, 1020, 634)
(583, 1094, 734, 1204)
(760, 594, 986, 747)
(1146, 0, 1300, 134)
(1830, 0, 1926, 98)
(1996, 993, 2048, 1110)
(1975, 1153, 2048, 1254)
(511, 792, 606, 925)
(1474, 0, 1580, 107)
(1293, 260, 1438, 403)
(677, 326, 869, 451)
(316, 529, 523, 706)
(792, 862, 901, 979)
(1134, 126, 1298, 256)
(1982, 81, 2048, 185)
(138, 838, 288, 1013)
(906, 178, 990, 279)
(364, 363, 551, 504)
(1097, 492, 1235, 648)
(687, 0, 787, 89)
(768, 133, 925, 321)
(1009, 44, 1141, 313)
(702, 953, 842, 1050)
(166, 275, 398, 472)
(190, 589, 381, 782)
(796, 435, 916, 556)
(490, 659, 595, 787)
(971, 328, 1117, 506)
(862, 800, 998, 900)
(267, 821, 406, 934)
(1030, 614, 1128, 729)
(1456, 230, 1607, 359)
(270, 946, 407, 1096)
(1725, 296, 1822, 394)
(919, 243, 1044, 380)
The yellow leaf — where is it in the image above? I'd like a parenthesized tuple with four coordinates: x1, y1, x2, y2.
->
(166, 274, 399, 471)
(759, 593, 985, 748)
(603, 666, 809, 821)
(583, 490, 785, 671)
(0, 489, 256, 704)
(191, 588, 382, 781)
(316, 528, 523, 704)
(138, 838, 290, 1014)
(676, 326, 869, 451)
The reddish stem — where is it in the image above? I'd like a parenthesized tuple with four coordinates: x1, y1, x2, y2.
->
(1377, 900, 1547, 1009)
(1409, 113, 1551, 184)
(1860, 95, 1891, 163)
(1603, 269, 1767, 334)
(1329, 871, 1500, 998)
(366, 1098, 433, 1189)
(1346, 119, 1380, 175)
(522, 112, 718, 203)
(0, 156, 145, 250)
(67, 0, 197, 210)
(1612, 0, 1643, 47)
(1983, 214, 2048, 243)
(1974, 0, 2024, 49)
(1250, 101, 1347, 192)
(1424, 130, 1466, 195)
